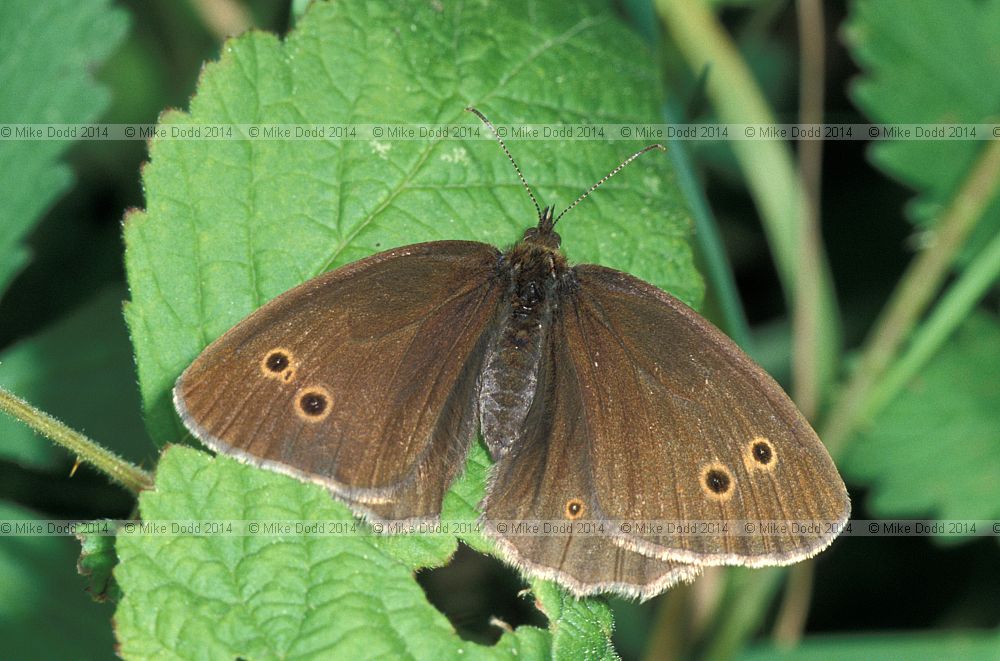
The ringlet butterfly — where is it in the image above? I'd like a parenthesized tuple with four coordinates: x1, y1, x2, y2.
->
(174, 108, 849, 600)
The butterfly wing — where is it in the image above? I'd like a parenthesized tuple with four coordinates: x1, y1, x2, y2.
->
(174, 241, 502, 522)
(558, 264, 850, 565)
(482, 311, 701, 599)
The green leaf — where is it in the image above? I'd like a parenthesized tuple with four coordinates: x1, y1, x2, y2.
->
(0, 0, 128, 299)
(115, 446, 552, 659)
(0, 502, 115, 659)
(124, 0, 699, 446)
(842, 313, 1000, 534)
(121, 1, 694, 656)
(0, 288, 151, 469)
(534, 581, 617, 660)
(742, 630, 1000, 661)
(844, 0, 1000, 264)
(76, 523, 121, 603)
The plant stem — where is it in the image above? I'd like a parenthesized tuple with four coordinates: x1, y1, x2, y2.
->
(772, 561, 815, 646)
(655, 0, 840, 413)
(791, 0, 827, 422)
(703, 568, 785, 660)
(865, 228, 1000, 421)
(0, 386, 153, 494)
(663, 100, 754, 352)
(771, 0, 827, 644)
(822, 138, 1000, 454)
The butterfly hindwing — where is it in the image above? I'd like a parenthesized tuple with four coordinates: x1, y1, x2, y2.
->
(482, 312, 701, 598)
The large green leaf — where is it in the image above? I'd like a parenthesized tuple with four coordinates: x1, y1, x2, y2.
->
(114, 445, 610, 659)
(120, 0, 695, 657)
(124, 0, 699, 445)
(844, 0, 1000, 264)
(0, 0, 128, 300)
(842, 313, 1000, 533)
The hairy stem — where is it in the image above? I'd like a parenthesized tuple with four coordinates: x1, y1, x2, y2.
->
(0, 386, 153, 494)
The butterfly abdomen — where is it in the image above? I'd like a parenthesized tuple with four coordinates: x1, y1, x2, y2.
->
(478, 241, 569, 460)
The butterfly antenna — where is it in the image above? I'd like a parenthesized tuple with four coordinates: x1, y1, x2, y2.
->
(553, 143, 666, 225)
(466, 107, 542, 220)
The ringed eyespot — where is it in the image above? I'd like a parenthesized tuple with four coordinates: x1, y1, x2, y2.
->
(744, 436, 777, 471)
(564, 498, 585, 520)
(294, 386, 332, 422)
(260, 348, 297, 382)
(700, 464, 734, 500)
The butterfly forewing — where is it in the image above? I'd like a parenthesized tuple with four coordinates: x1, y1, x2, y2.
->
(174, 241, 502, 521)
(559, 264, 850, 564)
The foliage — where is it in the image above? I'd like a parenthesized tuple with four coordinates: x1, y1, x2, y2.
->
(0, 0, 998, 659)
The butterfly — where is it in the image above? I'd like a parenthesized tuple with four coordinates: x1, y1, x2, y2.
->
(174, 107, 849, 599)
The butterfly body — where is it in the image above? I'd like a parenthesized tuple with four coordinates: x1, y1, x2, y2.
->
(480, 207, 567, 459)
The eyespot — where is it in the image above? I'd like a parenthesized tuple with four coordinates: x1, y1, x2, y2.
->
(564, 498, 585, 520)
(265, 352, 288, 372)
(700, 463, 734, 501)
(744, 436, 777, 471)
(260, 348, 297, 382)
(295, 386, 332, 422)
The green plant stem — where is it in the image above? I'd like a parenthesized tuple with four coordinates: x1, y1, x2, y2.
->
(655, 0, 839, 412)
(663, 101, 754, 351)
(865, 228, 1000, 421)
(772, 561, 815, 648)
(822, 138, 1000, 455)
(704, 568, 785, 660)
(0, 386, 152, 494)
(656, 0, 796, 281)
(772, 0, 826, 645)
(790, 0, 827, 422)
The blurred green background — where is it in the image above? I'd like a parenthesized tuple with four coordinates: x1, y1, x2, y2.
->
(1, 0, 998, 659)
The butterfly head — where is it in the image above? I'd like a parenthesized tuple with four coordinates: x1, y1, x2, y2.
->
(522, 206, 562, 250)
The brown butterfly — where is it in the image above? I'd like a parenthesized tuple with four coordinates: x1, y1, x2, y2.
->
(174, 108, 849, 600)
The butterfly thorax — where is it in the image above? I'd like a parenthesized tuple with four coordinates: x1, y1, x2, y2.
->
(478, 222, 570, 460)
